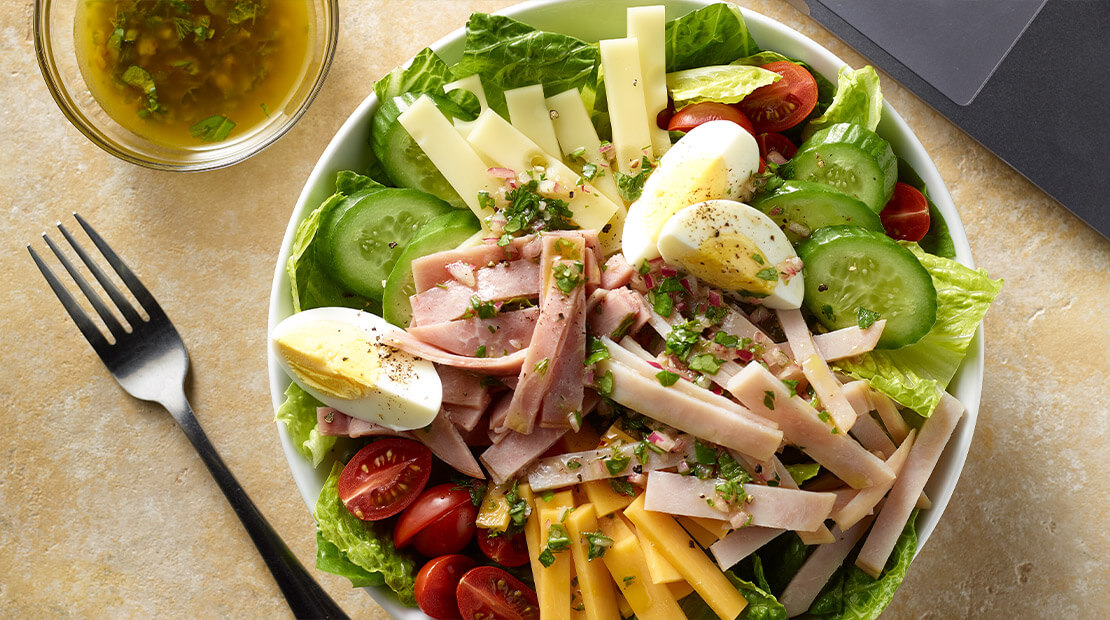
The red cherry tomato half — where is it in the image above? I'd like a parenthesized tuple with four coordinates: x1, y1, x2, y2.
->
(457, 566, 540, 620)
(736, 61, 819, 133)
(395, 484, 477, 555)
(880, 182, 932, 242)
(337, 438, 432, 521)
(755, 132, 798, 164)
(415, 554, 479, 620)
(667, 102, 754, 134)
(477, 529, 530, 568)
(656, 99, 675, 130)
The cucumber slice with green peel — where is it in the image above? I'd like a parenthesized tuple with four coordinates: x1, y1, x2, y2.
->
(320, 188, 454, 301)
(785, 123, 897, 213)
(371, 93, 465, 208)
(383, 210, 482, 327)
(753, 180, 883, 244)
(798, 226, 936, 349)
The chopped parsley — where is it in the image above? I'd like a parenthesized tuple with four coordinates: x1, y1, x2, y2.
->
(756, 267, 780, 281)
(783, 379, 799, 397)
(605, 447, 631, 476)
(566, 458, 582, 470)
(553, 261, 585, 293)
(688, 353, 724, 375)
(694, 440, 718, 465)
(664, 320, 703, 362)
(581, 162, 600, 181)
(475, 345, 487, 358)
(857, 306, 881, 329)
(614, 155, 655, 202)
(497, 179, 577, 246)
(583, 531, 613, 560)
(655, 369, 680, 386)
(533, 358, 550, 376)
(462, 296, 498, 320)
(713, 331, 740, 348)
(609, 478, 636, 496)
(821, 304, 836, 321)
(189, 114, 235, 142)
(763, 390, 776, 410)
(594, 369, 614, 397)
(585, 336, 610, 366)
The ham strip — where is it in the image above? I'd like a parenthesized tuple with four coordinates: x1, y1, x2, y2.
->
(779, 516, 876, 617)
(857, 392, 964, 577)
(410, 413, 485, 478)
(727, 363, 895, 489)
(841, 380, 897, 457)
(437, 365, 492, 410)
(597, 357, 783, 461)
(834, 430, 916, 531)
(769, 458, 835, 545)
(777, 309, 857, 431)
(709, 526, 783, 569)
(810, 321, 885, 361)
(410, 308, 539, 357)
(600, 253, 636, 289)
(443, 403, 486, 432)
(409, 259, 541, 326)
(870, 387, 911, 444)
(539, 250, 588, 428)
(528, 438, 688, 491)
(316, 407, 408, 438)
(411, 236, 538, 292)
(587, 288, 650, 340)
(480, 426, 568, 484)
(718, 307, 791, 368)
(379, 329, 526, 375)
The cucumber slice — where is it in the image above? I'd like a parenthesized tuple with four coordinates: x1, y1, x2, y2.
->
(320, 188, 454, 300)
(753, 180, 883, 244)
(371, 94, 465, 208)
(798, 226, 936, 349)
(383, 210, 481, 327)
(785, 123, 897, 213)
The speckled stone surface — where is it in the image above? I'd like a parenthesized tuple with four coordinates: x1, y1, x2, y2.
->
(2, 1, 1107, 618)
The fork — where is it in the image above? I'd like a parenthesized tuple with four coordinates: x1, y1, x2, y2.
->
(28, 214, 347, 620)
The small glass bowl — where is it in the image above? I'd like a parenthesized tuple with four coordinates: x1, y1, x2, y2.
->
(34, 0, 339, 171)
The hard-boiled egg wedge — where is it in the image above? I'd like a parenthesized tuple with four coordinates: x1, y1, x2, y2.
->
(622, 119, 760, 267)
(657, 199, 805, 309)
(270, 307, 441, 430)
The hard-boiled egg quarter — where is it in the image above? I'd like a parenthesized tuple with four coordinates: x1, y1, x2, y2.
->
(621, 120, 760, 267)
(657, 199, 805, 309)
(270, 307, 442, 430)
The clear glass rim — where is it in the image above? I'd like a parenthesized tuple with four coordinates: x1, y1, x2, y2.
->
(33, 0, 340, 172)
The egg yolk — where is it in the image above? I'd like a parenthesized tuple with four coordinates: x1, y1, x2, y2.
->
(673, 232, 779, 297)
(275, 321, 381, 400)
(643, 154, 730, 230)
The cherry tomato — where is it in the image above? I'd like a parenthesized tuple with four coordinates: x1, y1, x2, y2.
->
(656, 99, 675, 130)
(755, 132, 798, 164)
(457, 566, 540, 620)
(880, 182, 931, 242)
(736, 61, 819, 133)
(337, 438, 431, 521)
(415, 554, 479, 620)
(477, 529, 530, 567)
(395, 484, 478, 556)
(667, 102, 754, 134)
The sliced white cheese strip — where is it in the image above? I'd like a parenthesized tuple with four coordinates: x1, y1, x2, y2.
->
(398, 95, 498, 220)
(545, 88, 624, 206)
(599, 38, 653, 175)
(443, 74, 489, 138)
(627, 6, 671, 157)
(505, 84, 561, 157)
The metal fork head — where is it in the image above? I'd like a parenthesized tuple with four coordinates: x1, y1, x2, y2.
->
(28, 213, 189, 406)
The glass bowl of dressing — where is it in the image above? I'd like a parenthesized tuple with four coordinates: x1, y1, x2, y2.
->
(35, 0, 338, 171)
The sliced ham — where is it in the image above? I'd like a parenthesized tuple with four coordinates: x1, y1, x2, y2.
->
(779, 516, 876, 617)
(539, 243, 588, 429)
(443, 403, 486, 432)
(770, 458, 835, 545)
(857, 392, 964, 578)
(379, 329, 527, 375)
(709, 526, 783, 569)
(600, 254, 636, 289)
(870, 387, 911, 444)
(718, 307, 791, 368)
(411, 236, 535, 292)
(597, 357, 784, 461)
(587, 288, 650, 340)
(528, 437, 687, 491)
(501, 235, 587, 433)
(409, 259, 541, 326)
(437, 365, 492, 410)
(480, 426, 568, 484)
(810, 321, 885, 361)
(727, 363, 895, 489)
(409, 308, 539, 357)
(841, 380, 897, 457)
(834, 430, 916, 531)
(410, 413, 484, 478)
(777, 309, 857, 431)
(316, 407, 408, 438)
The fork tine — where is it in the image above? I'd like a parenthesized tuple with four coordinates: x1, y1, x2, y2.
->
(28, 244, 110, 351)
(72, 213, 166, 319)
(42, 231, 129, 339)
(57, 222, 144, 327)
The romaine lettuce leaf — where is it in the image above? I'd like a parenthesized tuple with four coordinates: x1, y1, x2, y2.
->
(316, 530, 385, 588)
(453, 13, 600, 118)
(808, 511, 919, 619)
(274, 383, 335, 468)
(803, 65, 883, 140)
(374, 47, 455, 103)
(898, 159, 956, 259)
(665, 3, 759, 72)
(666, 64, 780, 109)
(835, 245, 1002, 415)
(314, 462, 417, 605)
(785, 462, 822, 486)
(678, 570, 788, 620)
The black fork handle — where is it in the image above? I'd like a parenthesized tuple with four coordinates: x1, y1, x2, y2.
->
(162, 393, 347, 620)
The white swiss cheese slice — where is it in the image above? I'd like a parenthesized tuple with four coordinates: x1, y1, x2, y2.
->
(627, 6, 671, 157)
(599, 37, 654, 175)
(505, 84, 561, 157)
(466, 109, 620, 235)
(545, 88, 624, 206)
(443, 74, 489, 138)
(397, 95, 498, 221)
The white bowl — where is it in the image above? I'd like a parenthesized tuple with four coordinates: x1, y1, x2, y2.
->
(268, 1, 983, 616)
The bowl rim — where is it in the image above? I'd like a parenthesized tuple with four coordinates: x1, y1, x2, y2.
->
(267, 1, 983, 615)
(33, 0, 341, 172)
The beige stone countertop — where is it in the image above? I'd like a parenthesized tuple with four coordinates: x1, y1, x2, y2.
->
(2, 1, 1108, 618)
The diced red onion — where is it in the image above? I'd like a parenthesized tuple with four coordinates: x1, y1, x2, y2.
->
(488, 167, 516, 179)
(679, 278, 692, 294)
(737, 349, 755, 363)
(707, 290, 722, 307)
(642, 273, 655, 289)
(646, 360, 663, 370)
(661, 266, 678, 277)
(647, 430, 677, 452)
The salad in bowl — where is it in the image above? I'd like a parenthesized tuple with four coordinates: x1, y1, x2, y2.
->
(267, 2, 1001, 618)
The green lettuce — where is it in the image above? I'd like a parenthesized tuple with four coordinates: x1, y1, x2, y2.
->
(314, 462, 417, 605)
(785, 462, 822, 486)
(808, 511, 919, 619)
(803, 65, 883, 140)
(453, 13, 600, 118)
(898, 159, 956, 259)
(274, 383, 335, 468)
(667, 64, 780, 109)
(835, 245, 1002, 415)
(316, 530, 385, 588)
(665, 3, 759, 71)
(679, 570, 788, 620)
